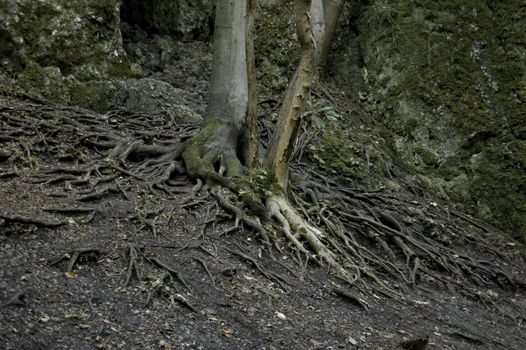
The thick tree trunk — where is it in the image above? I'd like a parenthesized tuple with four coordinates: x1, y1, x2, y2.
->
(264, 0, 322, 189)
(182, 0, 253, 182)
(205, 0, 248, 129)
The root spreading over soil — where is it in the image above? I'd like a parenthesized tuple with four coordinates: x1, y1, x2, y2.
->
(1, 95, 525, 348)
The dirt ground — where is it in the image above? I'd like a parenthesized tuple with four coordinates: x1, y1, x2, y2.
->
(0, 93, 525, 350)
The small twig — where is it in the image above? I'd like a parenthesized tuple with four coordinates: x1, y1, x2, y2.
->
(147, 255, 192, 293)
(193, 257, 218, 290)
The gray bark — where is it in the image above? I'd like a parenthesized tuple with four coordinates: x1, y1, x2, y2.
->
(205, 0, 248, 135)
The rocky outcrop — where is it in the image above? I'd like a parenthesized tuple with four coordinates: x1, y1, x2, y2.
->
(0, 0, 211, 122)
(333, 0, 526, 239)
(0, 0, 140, 100)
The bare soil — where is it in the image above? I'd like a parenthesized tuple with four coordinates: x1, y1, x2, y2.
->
(0, 94, 525, 350)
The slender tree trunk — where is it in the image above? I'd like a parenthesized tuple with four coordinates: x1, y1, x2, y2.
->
(310, 0, 326, 61)
(264, 0, 322, 189)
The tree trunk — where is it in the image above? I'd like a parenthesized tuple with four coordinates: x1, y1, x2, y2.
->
(182, 0, 253, 183)
(243, 0, 259, 169)
(205, 0, 248, 128)
(264, 0, 322, 189)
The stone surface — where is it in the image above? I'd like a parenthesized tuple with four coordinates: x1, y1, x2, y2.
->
(121, 0, 213, 40)
(71, 78, 201, 123)
(332, 0, 526, 239)
(0, 0, 136, 82)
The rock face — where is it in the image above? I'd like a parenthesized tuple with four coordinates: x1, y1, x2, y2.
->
(0, 0, 125, 74)
(121, 0, 213, 40)
(0, 0, 139, 100)
(332, 0, 526, 239)
(0, 0, 211, 123)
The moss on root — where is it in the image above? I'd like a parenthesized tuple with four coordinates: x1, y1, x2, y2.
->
(181, 119, 244, 188)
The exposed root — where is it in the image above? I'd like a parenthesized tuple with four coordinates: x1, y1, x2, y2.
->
(48, 248, 104, 272)
(122, 245, 198, 310)
(193, 257, 218, 290)
(229, 249, 290, 291)
(332, 287, 369, 310)
(125, 244, 142, 287)
(144, 271, 197, 312)
(146, 254, 192, 294)
(0, 212, 68, 227)
(2, 96, 524, 308)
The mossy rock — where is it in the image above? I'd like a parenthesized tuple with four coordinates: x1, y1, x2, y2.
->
(254, 0, 299, 98)
(0, 0, 142, 103)
(71, 78, 201, 123)
(333, 0, 526, 239)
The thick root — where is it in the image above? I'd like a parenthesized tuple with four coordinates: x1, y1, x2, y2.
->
(266, 195, 357, 284)
(182, 120, 244, 189)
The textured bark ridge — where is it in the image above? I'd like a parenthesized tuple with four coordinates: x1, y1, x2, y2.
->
(264, 0, 319, 190)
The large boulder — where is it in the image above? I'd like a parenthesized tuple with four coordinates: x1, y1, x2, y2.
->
(71, 78, 201, 123)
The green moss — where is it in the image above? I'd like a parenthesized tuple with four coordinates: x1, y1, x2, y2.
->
(413, 146, 441, 168)
(108, 59, 143, 79)
(16, 65, 71, 103)
(355, 0, 526, 239)
(254, 0, 298, 98)
(470, 146, 526, 240)
(317, 129, 365, 180)
(69, 81, 114, 111)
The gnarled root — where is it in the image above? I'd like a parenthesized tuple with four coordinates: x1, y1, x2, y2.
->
(182, 120, 243, 190)
(266, 195, 357, 284)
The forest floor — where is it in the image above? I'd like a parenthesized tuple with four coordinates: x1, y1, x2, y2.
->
(0, 94, 525, 350)
(1, 26, 526, 349)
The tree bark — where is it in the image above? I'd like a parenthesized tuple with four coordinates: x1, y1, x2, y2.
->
(264, 0, 322, 189)
(182, 0, 251, 182)
(205, 0, 248, 129)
